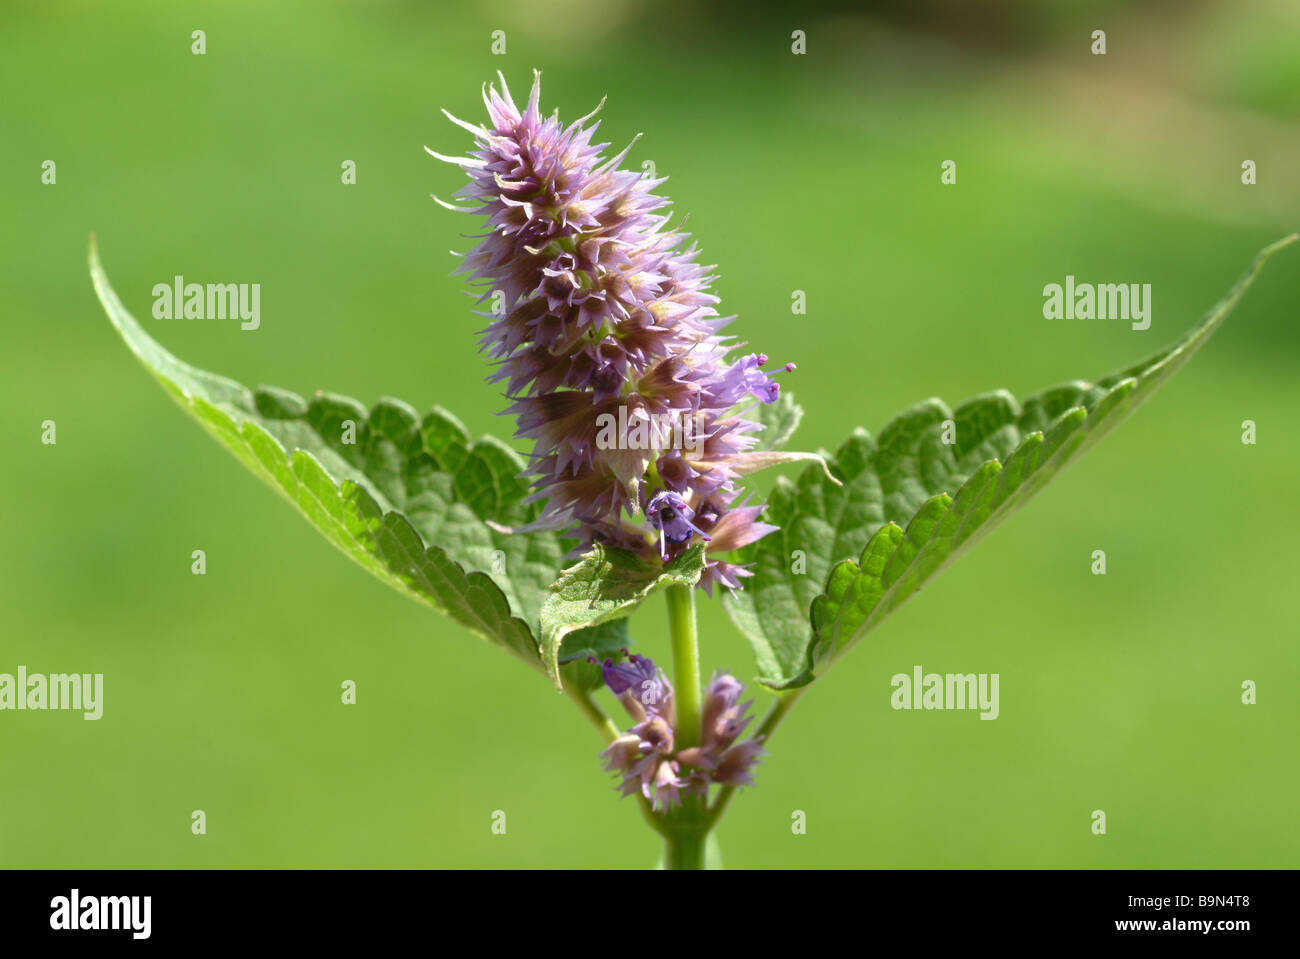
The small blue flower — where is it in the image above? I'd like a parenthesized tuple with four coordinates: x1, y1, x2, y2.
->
(718, 353, 796, 406)
(594, 649, 656, 698)
(646, 490, 712, 559)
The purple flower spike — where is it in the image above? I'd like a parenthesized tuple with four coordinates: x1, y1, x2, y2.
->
(434, 71, 827, 593)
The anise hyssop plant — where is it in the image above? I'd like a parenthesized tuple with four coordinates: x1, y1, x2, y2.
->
(92, 71, 1294, 868)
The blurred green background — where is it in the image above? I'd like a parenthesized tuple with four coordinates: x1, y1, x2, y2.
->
(2, 0, 1297, 868)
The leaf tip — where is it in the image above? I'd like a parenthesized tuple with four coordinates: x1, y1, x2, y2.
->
(87, 232, 104, 277)
(1266, 232, 1298, 254)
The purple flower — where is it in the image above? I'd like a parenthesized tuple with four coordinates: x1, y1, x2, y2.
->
(593, 653, 764, 808)
(717, 353, 796, 406)
(652, 761, 685, 812)
(700, 671, 751, 751)
(431, 71, 829, 592)
(589, 650, 671, 721)
(646, 490, 712, 559)
(711, 740, 766, 788)
(594, 649, 657, 697)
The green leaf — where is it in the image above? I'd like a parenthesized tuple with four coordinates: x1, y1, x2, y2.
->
(726, 236, 1297, 689)
(749, 390, 804, 451)
(557, 620, 633, 692)
(540, 543, 706, 690)
(89, 237, 567, 675)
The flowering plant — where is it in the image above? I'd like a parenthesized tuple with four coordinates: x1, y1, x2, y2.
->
(91, 72, 1293, 868)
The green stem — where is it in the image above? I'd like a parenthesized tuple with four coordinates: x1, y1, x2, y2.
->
(665, 584, 702, 749)
(663, 583, 707, 867)
(663, 815, 708, 870)
(565, 684, 622, 744)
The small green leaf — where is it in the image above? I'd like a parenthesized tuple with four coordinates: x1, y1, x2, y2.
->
(90, 237, 566, 675)
(726, 236, 1297, 688)
(750, 390, 804, 451)
(557, 620, 633, 692)
(540, 543, 706, 690)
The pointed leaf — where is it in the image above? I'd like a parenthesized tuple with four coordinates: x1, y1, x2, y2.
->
(90, 238, 566, 675)
(725, 236, 1297, 688)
